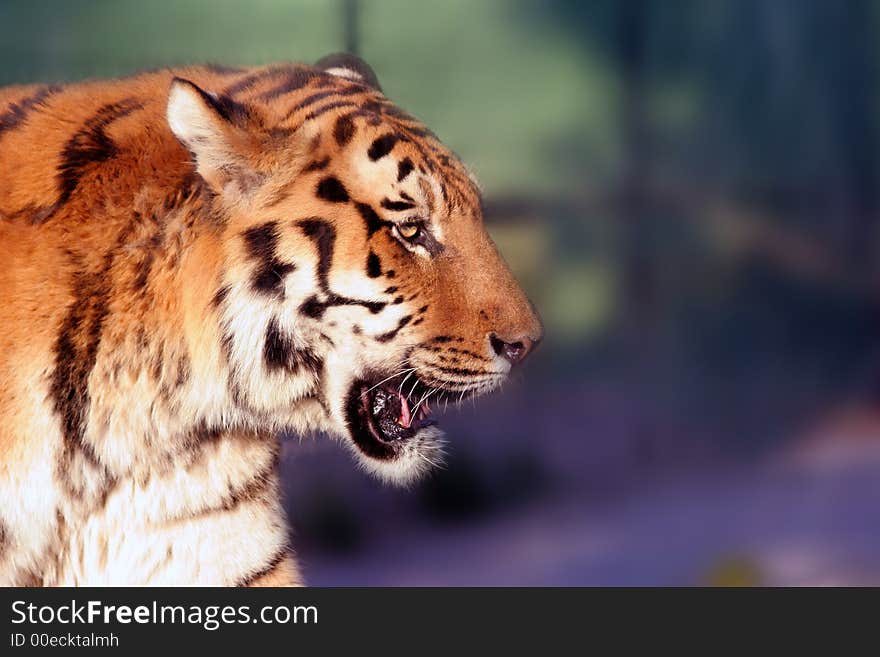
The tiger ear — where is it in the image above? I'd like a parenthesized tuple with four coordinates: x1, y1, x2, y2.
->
(166, 77, 260, 193)
(315, 53, 383, 92)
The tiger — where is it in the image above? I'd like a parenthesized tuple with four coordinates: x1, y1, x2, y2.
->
(0, 53, 542, 586)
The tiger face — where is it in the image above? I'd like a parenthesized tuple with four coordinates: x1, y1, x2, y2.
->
(168, 55, 542, 484)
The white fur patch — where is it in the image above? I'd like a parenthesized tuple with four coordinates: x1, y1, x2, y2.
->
(323, 67, 364, 83)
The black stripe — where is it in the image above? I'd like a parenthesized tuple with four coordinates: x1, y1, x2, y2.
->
(381, 198, 416, 212)
(50, 221, 137, 473)
(256, 68, 316, 101)
(428, 363, 490, 377)
(446, 346, 491, 362)
(397, 157, 414, 182)
(51, 98, 144, 220)
(298, 219, 336, 291)
(302, 157, 330, 173)
(252, 261, 296, 297)
(51, 293, 106, 466)
(242, 221, 280, 262)
(0, 85, 61, 136)
(5, 203, 58, 225)
(263, 316, 321, 374)
(406, 125, 435, 139)
(178, 78, 251, 125)
(316, 176, 349, 203)
(375, 314, 413, 343)
(333, 113, 356, 146)
(368, 133, 399, 160)
(241, 221, 296, 297)
(133, 251, 154, 291)
(131, 228, 163, 292)
(211, 284, 231, 308)
(366, 251, 382, 278)
(221, 451, 279, 513)
(162, 438, 274, 524)
(237, 548, 288, 587)
(264, 317, 290, 371)
(305, 101, 358, 122)
(355, 202, 391, 236)
(381, 104, 419, 123)
(297, 218, 388, 319)
(223, 66, 290, 97)
(285, 85, 367, 116)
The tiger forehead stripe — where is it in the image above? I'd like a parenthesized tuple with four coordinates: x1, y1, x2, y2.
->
(380, 198, 415, 212)
(255, 68, 316, 101)
(368, 133, 399, 161)
(397, 158, 414, 182)
(222, 65, 291, 96)
(281, 85, 372, 122)
(232, 67, 463, 208)
(304, 101, 359, 122)
(333, 113, 356, 146)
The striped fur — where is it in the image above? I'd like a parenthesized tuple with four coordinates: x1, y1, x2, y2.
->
(0, 55, 541, 585)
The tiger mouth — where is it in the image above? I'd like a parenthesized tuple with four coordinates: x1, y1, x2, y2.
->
(344, 374, 441, 460)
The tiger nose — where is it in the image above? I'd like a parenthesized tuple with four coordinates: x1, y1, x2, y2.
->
(490, 333, 539, 365)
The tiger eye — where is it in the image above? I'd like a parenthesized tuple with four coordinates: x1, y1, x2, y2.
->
(399, 224, 420, 239)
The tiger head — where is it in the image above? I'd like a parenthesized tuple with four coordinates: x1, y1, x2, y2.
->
(167, 55, 542, 483)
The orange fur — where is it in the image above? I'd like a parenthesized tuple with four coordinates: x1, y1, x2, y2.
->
(0, 58, 541, 585)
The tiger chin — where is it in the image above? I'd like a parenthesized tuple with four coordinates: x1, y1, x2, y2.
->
(0, 54, 542, 586)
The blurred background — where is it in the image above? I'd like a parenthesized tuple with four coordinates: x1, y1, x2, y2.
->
(4, 0, 879, 585)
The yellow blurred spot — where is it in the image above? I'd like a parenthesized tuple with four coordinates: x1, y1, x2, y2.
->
(702, 556, 765, 587)
(546, 262, 615, 343)
(489, 223, 549, 281)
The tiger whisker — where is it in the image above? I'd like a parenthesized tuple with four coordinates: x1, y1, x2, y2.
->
(397, 370, 416, 396)
(411, 386, 439, 417)
(365, 367, 416, 394)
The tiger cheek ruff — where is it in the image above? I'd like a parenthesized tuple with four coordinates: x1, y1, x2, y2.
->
(0, 53, 542, 586)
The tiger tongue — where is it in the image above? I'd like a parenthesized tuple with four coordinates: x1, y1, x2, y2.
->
(396, 388, 412, 428)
